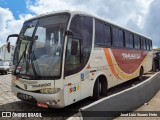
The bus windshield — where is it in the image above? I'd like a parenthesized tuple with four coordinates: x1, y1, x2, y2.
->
(13, 14, 69, 79)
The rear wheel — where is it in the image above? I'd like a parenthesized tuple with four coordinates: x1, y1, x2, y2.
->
(138, 67, 143, 81)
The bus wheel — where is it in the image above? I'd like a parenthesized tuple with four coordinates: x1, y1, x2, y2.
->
(93, 78, 100, 100)
(99, 75, 108, 96)
(92, 76, 108, 100)
(138, 67, 143, 81)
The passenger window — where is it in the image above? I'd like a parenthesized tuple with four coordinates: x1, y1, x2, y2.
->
(112, 27, 119, 47)
(104, 24, 111, 46)
(141, 38, 144, 49)
(146, 39, 149, 50)
(144, 39, 147, 50)
(95, 20, 104, 45)
(150, 40, 153, 50)
(112, 28, 124, 47)
(141, 38, 146, 50)
(125, 31, 133, 48)
(134, 35, 140, 49)
(119, 29, 124, 47)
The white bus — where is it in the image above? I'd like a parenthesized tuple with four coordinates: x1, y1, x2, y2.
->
(7, 10, 153, 108)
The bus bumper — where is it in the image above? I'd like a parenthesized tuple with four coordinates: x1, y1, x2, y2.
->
(11, 85, 65, 108)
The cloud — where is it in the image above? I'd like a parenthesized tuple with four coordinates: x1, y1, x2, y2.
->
(27, 0, 153, 32)
(144, 0, 160, 48)
(0, 7, 13, 31)
(27, 0, 151, 24)
(0, 7, 34, 47)
(1, 0, 159, 48)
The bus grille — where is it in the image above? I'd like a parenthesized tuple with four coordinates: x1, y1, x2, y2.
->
(17, 93, 37, 103)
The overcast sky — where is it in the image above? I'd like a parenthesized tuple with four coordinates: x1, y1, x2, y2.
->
(0, 0, 159, 48)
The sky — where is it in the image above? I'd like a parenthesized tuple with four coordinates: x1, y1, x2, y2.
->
(0, 0, 159, 48)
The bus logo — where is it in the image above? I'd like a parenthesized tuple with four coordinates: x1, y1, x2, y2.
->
(122, 53, 141, 60)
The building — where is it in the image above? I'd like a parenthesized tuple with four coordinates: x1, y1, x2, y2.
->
(0, 45, 15, 61)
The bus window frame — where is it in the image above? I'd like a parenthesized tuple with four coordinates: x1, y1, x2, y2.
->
(94, 18, 152, 51)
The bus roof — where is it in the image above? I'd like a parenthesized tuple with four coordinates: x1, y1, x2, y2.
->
(26, 10, 151, 40)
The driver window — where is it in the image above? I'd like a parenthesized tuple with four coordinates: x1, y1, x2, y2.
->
(65, 15, 93, 76)
(66, 38, 80, 72)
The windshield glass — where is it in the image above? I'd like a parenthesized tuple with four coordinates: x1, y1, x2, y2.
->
(13, 20, 38, 76)
(13, 14, 69, 78)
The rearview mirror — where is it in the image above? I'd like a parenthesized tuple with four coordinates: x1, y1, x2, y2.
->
(6, 34, 19, 53)
(7, 34, 19, 42)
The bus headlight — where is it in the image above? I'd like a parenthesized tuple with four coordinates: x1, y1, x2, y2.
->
(40, 88, 60, 94)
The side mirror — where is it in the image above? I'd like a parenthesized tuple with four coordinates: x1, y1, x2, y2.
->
(71, 40, 79, 56)
(6, 34, 19, 53)
(7, 42, 11, 53)
(7, 34, 19, 42)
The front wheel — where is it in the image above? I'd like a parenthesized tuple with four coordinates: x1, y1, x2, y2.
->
(93, 78, 100, 100)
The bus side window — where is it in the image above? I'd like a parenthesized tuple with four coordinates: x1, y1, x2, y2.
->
(118, 29, 124, 47)
(112, 27, 119, 47)
(141, 38, 146, 50)
(144, 39, 147, 50)
(125, 31, 133, 48)
(150, 40, 153, 50)
(95, 20, 104, 45)
(140, 37, 144, 50)
(104, 24, 111, 46)
(112, 28, 124, 47)
(134, 35, 140, 49)
(146, 39, 149, 50)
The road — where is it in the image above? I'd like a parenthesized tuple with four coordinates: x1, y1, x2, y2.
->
(116, 90, 160, 120)
(0, 73, 155, 120)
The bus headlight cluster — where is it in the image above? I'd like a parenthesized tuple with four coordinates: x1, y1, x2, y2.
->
(40, 88, 60, 94)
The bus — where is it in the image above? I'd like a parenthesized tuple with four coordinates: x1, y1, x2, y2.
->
(7, 10, 153, 108)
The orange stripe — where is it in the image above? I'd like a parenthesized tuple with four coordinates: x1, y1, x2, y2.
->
(104, 48, 121, 80)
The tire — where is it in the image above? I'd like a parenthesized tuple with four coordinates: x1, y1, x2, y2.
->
(138, 67, 143, 81)
(93, 78, 100, 100)
(5, 70, 8, 75)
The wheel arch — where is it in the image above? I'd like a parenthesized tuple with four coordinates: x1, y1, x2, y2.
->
(91, 72, 108, 96)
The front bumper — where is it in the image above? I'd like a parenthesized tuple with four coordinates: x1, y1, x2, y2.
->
(11, 85, 65, 108)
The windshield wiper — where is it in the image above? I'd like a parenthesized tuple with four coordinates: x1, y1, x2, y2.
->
(14, 43, 28, 75)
